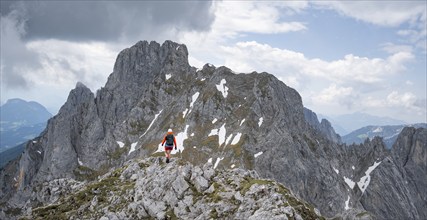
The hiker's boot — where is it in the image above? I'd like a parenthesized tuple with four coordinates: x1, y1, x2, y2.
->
(166, 158, 170, 163)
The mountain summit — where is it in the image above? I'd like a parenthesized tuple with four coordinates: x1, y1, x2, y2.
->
(1, 40, 425, 220)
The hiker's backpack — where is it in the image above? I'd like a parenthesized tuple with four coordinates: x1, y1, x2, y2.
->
(166, 134, 174, 145)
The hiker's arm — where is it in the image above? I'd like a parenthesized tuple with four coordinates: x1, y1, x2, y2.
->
(173, 137, 177, 148)
(161, 136, 166, 146)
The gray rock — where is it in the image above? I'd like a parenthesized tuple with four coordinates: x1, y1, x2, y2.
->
(304, 107, 342, 143)
(0, 40, 425, 220)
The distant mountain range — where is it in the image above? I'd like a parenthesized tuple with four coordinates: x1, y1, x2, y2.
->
(342, 123, 427, 148)
(318, 112, 408, 136)
(0, 98, 52, 153)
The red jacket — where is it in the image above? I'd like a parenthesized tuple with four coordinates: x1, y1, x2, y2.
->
(162, 132, 177, 147)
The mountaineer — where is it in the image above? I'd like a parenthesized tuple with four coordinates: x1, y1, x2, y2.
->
(161, 128, 177, 163)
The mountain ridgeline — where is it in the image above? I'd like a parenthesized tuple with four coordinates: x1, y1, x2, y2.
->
(1, 41, 426, 219)
(342, 123, 427, 148)
(0, 98, 52, 151)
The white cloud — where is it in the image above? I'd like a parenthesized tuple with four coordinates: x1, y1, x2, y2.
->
(26, 39, 116, 92)
(381, 43, 413, 54)
(314, 1, 426, 52)
(178, 1, 309, 67)
(386, 91, 417, 108)
(217, 40, 424, 122)
(405, 80, 414, 86)
(213, 1, 307, 37)
(313, 84, 354, 103)
(364, 91, 423, 114)
(2, 1, 425, 123)
(313, 1, 426, 27)
(220, 41, 414, 86)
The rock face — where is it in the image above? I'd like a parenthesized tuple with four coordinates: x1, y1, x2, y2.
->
(304, 107, 342, 143)
(14, 158, 323, 220)
(0, 40, 425, 220)
(359, 127, 427, 219)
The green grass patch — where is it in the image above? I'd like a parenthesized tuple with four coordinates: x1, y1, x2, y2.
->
(356, 211, 370, 217)
(240, 177, 273, 195)
(4, 207, 22, 216)
(109, 146, 128, 161)
(33, 166, 134, 219)
(165, 207, 178, 220)
(206, 182, 223, 203)
(73, 165, 97, 181)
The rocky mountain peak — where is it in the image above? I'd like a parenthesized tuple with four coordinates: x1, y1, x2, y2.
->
(1, 40, 426, 220)
(303, 107, 341, 143)
(109, 40, 189, 89)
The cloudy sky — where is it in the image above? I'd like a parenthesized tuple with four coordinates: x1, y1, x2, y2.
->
(1, 1, 426, 124)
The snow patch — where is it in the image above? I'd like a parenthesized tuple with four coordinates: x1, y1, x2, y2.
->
(333, 167, 339, 174)
(373, 127, 383, 133)
(193, 146, 197, 148)
(254, 151, 263, 158)
(231, 133, 242, 145)
(225, 134, 234, 146)
(183, 92, 200, 118)
(216, 79, 229, 98)
(357, 161, 382, 193)
(78, 158, 83, 166)
(37, 150, 42, 154)
(166, 74, 172, 80)
(209, 123, 227, 146)
(32, 141, 37, 144)
(352, 166, 355, 170)
(182, 108, 189, 118)
(200, 78, 205, 81)
(174, 125, 189, 153)
(344, 176, 355, 189)
(176, 45, 180, 50)
(218, 124, 227, 146)
(240, 119, 246, 126)
(212, 118, 218, 124)
(208, 158, 213, 163)
(258, 117, 264, 127)
(190, 92, 199, 108)
(117, 141, 125, 148)
(140, 109, 163, 137)
(344, 196, 350, 210)
(231, 164, 235, 168)
(209, 128, 218, 136)
(214, 157, 224, 169)
(128, 142, 138, 155)
(191, 133, 195, 137)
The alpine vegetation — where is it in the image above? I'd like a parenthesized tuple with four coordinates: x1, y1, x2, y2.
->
(1, 41, 425, 220)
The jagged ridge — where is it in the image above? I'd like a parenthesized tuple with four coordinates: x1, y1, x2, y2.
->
(24, 158, 324, 220)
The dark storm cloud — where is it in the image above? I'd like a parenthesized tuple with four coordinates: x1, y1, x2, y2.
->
(1, 1, 215, 42)
(1, 1, 215, 90)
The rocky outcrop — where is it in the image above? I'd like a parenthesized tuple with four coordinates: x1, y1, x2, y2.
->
(5, 158, 324, 220)
(358, 127, 427, 219)
(303, 107, 341, 143)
